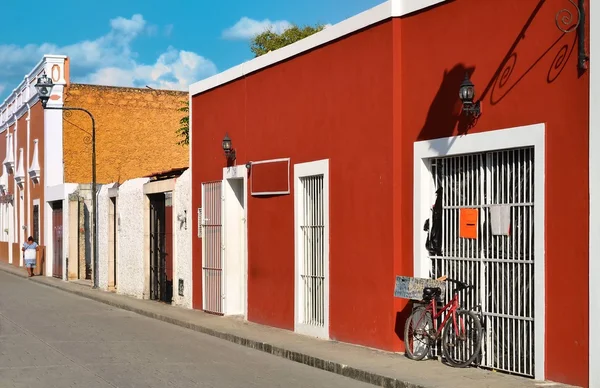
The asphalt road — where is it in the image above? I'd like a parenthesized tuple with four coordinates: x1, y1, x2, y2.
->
(0, 271, 372, 388)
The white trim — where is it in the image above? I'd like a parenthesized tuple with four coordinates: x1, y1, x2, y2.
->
(0, 55, 67, 128)
(294, 158, 330, 339)
(26, 106, 31, 249)
(250, 158, 290, 196)
(143, 178, 176, 194)
(413, 123, 545, 380)
(189, 0, 447, 96)
(589, 2, 599, 385)
(222, 166, 248, 318)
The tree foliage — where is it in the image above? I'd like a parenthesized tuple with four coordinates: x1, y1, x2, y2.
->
(176, 100, 189, 146)
(250, 24, 326, 57)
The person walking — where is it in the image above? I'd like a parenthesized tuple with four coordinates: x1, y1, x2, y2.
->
(22, 236, 39, 277)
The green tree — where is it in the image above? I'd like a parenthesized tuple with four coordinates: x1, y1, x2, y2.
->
(176, 100, 189, 146)
(250, 24, 326, 57)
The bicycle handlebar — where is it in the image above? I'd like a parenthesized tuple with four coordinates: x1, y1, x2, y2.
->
(445, 278, 474, 293)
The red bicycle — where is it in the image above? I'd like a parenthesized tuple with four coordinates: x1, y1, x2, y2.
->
(404, 277, 483, 367)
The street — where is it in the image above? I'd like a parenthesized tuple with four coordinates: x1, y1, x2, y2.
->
(0, 272, 371, 388)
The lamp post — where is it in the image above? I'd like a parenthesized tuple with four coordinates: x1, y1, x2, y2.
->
(35, 74, 98, 289)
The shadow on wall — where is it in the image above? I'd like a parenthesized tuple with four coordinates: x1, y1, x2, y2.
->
(394, 302, 416, 344)
(402, 0, 584, 346)
(416, 0, 582, 156)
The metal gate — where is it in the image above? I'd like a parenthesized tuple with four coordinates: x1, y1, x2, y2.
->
(428, 147, 535, 377)
(150, 194, 171, 303)
(299, 175, 325, 330)
(201, 181, 223, 315)
(52, 204, 63, 279)
(32, 204, 40, 243)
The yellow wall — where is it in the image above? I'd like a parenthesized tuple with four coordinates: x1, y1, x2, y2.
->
(63, 84, 188, 184)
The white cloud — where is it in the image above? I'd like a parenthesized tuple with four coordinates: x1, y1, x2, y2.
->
(82, 47, 216, 90)
(222, 17, 293, 39)
(0, 14, 216, 96)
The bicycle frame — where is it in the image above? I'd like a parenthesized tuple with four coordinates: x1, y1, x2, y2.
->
(416, 291, 462, 340)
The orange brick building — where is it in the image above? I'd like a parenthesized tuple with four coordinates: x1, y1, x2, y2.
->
(0, 55, 188, 280)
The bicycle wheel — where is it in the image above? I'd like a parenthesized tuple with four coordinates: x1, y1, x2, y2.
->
(404, 306, 433, 361)
(441, 309, 483, 367)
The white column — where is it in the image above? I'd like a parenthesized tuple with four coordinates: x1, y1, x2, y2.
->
(589, 2, 599, 385)
(26, 106, 31, 242)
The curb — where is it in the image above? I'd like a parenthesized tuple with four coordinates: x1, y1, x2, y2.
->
(0, 266, 424, 388)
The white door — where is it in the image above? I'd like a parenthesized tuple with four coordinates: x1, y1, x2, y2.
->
(294, 160, 330, 339)
(201, 181, 224, 315)
(222, 175, 247, 317)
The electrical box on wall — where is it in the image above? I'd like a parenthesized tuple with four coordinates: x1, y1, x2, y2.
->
(178, 279, 184, 297)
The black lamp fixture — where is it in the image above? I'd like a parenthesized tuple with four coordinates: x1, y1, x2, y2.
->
(222, 133, 236, 161)
(34, 73, 99, 290)
(459, 73, 481, 118)
(34, 74, 54, 108)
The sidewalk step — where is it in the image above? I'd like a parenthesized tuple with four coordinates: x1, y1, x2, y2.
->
(0, 263, 579, 388)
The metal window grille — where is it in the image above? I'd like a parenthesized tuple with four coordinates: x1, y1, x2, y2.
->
(429, 147, 535, 377)
(299, 175, 325, 328)
(33, 204, 39, 243)
(201, 181, 223, 315)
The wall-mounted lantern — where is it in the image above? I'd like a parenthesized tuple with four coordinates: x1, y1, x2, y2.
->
(222, 133, 236, 161)
(459, 73, 482, 118)
(34, 74, 53, 108)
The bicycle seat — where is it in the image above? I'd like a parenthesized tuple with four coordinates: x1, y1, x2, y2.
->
(422, 287, 442, 301)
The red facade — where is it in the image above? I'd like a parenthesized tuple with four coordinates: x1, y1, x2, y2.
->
(191, 1, 590, 386)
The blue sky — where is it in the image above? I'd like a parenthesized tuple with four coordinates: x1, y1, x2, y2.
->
(0, 0, 382, 101)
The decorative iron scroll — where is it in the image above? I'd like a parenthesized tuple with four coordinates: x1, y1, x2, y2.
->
(555, 0, 580, 33)
(64, 110, 92, 145)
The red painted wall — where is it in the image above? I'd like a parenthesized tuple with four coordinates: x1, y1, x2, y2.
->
(396, 0, 589, 386)
(192, 0, 589, 385)
(192, 21, 397, 350)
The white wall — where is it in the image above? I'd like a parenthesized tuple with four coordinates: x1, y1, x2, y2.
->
(116, 177, 148, 298)
(173, 169, 192, 308)
(97, 184, 115, 290)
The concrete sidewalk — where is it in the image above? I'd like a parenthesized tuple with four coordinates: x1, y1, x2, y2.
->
(0, 263, 576, 388)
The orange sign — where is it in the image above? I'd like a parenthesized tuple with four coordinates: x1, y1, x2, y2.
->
(459, 208, 478, 239)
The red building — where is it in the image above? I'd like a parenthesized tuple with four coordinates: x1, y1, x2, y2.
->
(190, 0, 595, 386)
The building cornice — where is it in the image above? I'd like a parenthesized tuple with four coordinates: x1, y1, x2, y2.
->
(189, 0, 447, 96)
(0, 55, 68, 130)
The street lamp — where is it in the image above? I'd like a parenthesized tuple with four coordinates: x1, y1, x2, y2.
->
(35, 75, 98, 289)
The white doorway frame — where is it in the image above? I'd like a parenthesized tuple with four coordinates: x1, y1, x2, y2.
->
(589, 2, 600, 386)
(294, 159, 330, 339)
(222, 166, 248, 318)
(413, 123, 545, 380)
